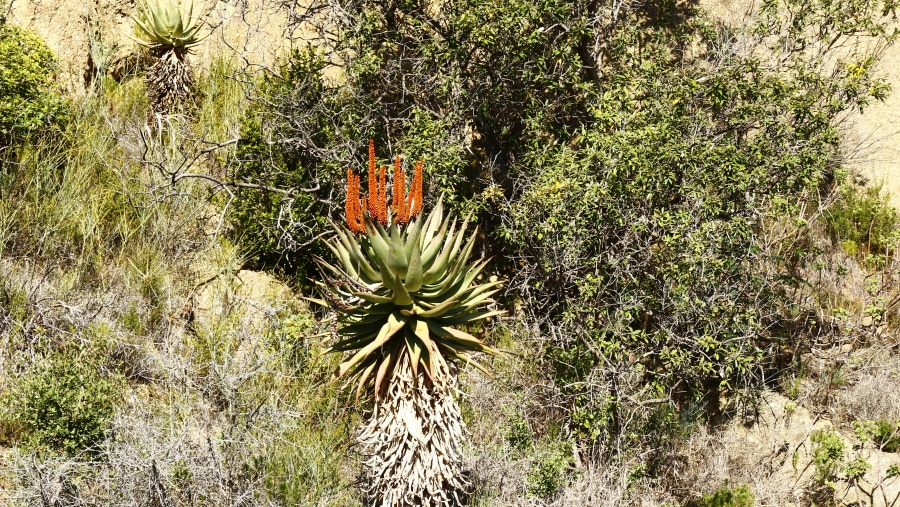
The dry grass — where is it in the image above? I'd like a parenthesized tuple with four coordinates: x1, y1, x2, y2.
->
(832, 349, 900, 423)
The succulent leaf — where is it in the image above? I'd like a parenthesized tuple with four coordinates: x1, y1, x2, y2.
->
(405, 243, 424, 292)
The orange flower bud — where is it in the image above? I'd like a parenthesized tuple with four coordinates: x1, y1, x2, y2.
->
(346, 169, 365, 234)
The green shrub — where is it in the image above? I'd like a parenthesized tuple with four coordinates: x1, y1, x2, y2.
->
(872, 420, 900, 453)
(230, 104, 330, 281)
(888, 464, 900, 479)
(236, 0, 896, 470)
(824, 183, 899, 258)
(0, 23, 67, 149)
(811, 428, 845, 485)
(856, 418, 900, 453)
(527, 438, 574, 499)
(504, 411, 533, 452)
(2, 352, 119, 455)
(686, 483, 755, 507)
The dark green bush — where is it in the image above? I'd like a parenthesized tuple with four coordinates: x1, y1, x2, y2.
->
(2, 352, 119, 455)
(235, 0, 896, 469)
(0, 22, 67, 150)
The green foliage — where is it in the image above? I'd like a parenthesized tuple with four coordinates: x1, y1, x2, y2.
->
(504, 410, 533, 452)
(824, 183, 900, 258)
(888, 464, 900, 479)
(2, 351, 119, 455)
(854, 418, 900, 452)
(230, 110, 328, 280)
(872, 420, 900, 453)
(236, 0, 897, 468)
(811, 428, 845, 484)
(841, 457, 871, 481)
(686, 483, 755, 507)
(0, 23, 67, 148)
(526, 438, 574, 499)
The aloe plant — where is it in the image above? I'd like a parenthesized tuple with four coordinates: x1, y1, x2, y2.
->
(131, 0, 204, 116)
(318, 140, 503, 505)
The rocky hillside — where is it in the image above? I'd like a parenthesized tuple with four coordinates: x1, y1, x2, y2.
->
(5, 0, 291, 92)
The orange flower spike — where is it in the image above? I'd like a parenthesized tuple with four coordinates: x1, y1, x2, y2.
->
(367, 140, 378, 218)
(345, 170, 365, 235)
(345, 168, 354, 230)
(367, 164, 377, 220)
(355, 174, 366, 233)
(391, 156, 406, 224)
(408, 159, 424, 219)
(378, 165, 388, 226)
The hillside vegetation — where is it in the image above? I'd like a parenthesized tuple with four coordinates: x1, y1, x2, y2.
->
(1, 0, 900, 505)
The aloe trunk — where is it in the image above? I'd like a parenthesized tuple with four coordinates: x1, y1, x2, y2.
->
(357, 360, 467, 506)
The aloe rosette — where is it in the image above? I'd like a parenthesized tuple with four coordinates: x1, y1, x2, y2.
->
(318, 141, 503, 398)
(132, 0, 204, 50)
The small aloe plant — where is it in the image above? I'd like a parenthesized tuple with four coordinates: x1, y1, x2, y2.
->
(131, 0, 205, 116)
(318, 140, 504, 505)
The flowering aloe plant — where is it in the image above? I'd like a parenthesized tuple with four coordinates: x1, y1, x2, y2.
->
(317, 141, 503, 399)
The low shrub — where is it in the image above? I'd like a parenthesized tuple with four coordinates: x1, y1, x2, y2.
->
(2, 351, 119, 455)
(811, 428, 845, 485)
(855, 418, 900, 453)
(527, 437, 574, 499)
(686, 483, 755, 507)
(824, 183, 900, 258)
(0, 23, 68, 151)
